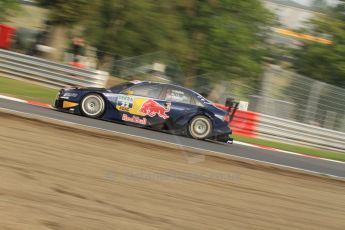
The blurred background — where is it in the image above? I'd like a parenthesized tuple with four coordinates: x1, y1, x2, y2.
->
(1, 0, 345, 151)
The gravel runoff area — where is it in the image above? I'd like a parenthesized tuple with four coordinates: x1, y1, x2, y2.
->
(0, 111, 344, 230)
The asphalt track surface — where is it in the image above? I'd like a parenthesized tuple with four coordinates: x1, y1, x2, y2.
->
(1, 98, 345, 179)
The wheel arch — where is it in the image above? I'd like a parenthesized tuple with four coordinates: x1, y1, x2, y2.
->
(191, 109, 215, 127)
(79, 92, 107, 117)
(186, 113, 214, 139)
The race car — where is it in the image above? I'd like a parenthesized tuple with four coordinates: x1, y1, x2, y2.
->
(54, 80, 237, 142)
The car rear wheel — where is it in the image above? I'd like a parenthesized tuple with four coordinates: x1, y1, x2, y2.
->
(188, 115, 212, 140)
(80, 94, 105, 118)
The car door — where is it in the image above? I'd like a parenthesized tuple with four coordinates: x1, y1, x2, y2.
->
(116, 83, 168, 126)
(164, 86, 200, 128)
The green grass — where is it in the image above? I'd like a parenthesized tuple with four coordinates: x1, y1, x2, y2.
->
(234, 135, 345, 162)
(0, 77, 57, 104)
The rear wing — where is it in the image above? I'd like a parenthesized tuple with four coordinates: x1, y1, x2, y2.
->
(225, 98, 239, 124)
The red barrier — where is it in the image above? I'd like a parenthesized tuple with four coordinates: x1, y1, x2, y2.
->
(0, 24, 16, 49)
(231, 110, 258, 137)
(214, 103, 259, 137)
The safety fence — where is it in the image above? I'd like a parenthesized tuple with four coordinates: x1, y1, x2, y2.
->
(1, 49, 344, 152)
(228, 108, 345, 152)
(0, 49, 109, 88)
(111, 52, 345, 152)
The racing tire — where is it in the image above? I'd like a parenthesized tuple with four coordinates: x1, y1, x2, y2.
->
(188, 115, 213, 140)
(80, 94, 105, 118)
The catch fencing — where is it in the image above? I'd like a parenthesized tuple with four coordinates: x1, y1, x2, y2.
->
(113, 53, 345, 134)
(0, 49, 109, 88)
(0, 49, 344, 151)
(253, 65, 345, 133)
(112, 53, 345, 152)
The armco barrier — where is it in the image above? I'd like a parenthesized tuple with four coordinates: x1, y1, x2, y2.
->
(0, 49, 109, 88)
(231, 110, 259, 137)
(214, 103, 344, 152)
(258, 114, 345, 151)
(213, 103, 259, 137)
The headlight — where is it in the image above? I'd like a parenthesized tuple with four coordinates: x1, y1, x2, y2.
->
(62, 92, 78, 97)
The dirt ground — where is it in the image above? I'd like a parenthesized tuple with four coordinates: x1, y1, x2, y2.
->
(0, 112, 344, 230)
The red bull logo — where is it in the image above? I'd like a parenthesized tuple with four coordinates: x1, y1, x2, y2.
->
(139, 99, 171, 119)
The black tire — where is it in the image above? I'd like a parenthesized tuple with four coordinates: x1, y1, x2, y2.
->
(80, 94, 105, 118)
(188, 115, 213, 140)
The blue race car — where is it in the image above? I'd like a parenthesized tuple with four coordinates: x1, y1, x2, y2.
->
(54, 81, 236, 142)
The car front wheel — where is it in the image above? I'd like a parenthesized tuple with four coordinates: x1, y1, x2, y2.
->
(188, 115, 212, 140)
(80, 94, 105, 118)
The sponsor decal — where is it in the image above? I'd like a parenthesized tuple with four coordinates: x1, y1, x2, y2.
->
(166, 89, 190, 103)
(115, 95, 170, 119)
(171, 90, 184, 98)
(116, 95, 134, 112)
(170, 90, 188, 102)
(62, 92, 78, 97)
(139, 99, 170, 119)
(122, 114, 147, 125)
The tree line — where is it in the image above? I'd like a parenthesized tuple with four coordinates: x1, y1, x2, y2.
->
(1, 0, 345, 88)
(292, 0, 345, 88)
(35, 0, 273, 83)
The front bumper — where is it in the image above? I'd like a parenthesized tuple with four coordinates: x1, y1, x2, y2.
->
(54, 98, 80, 113)
(54, 98, 64, 109)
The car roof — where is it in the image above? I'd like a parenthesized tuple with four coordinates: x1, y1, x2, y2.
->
(132, 80, 212, 103)
(132, 80, 195, 93)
